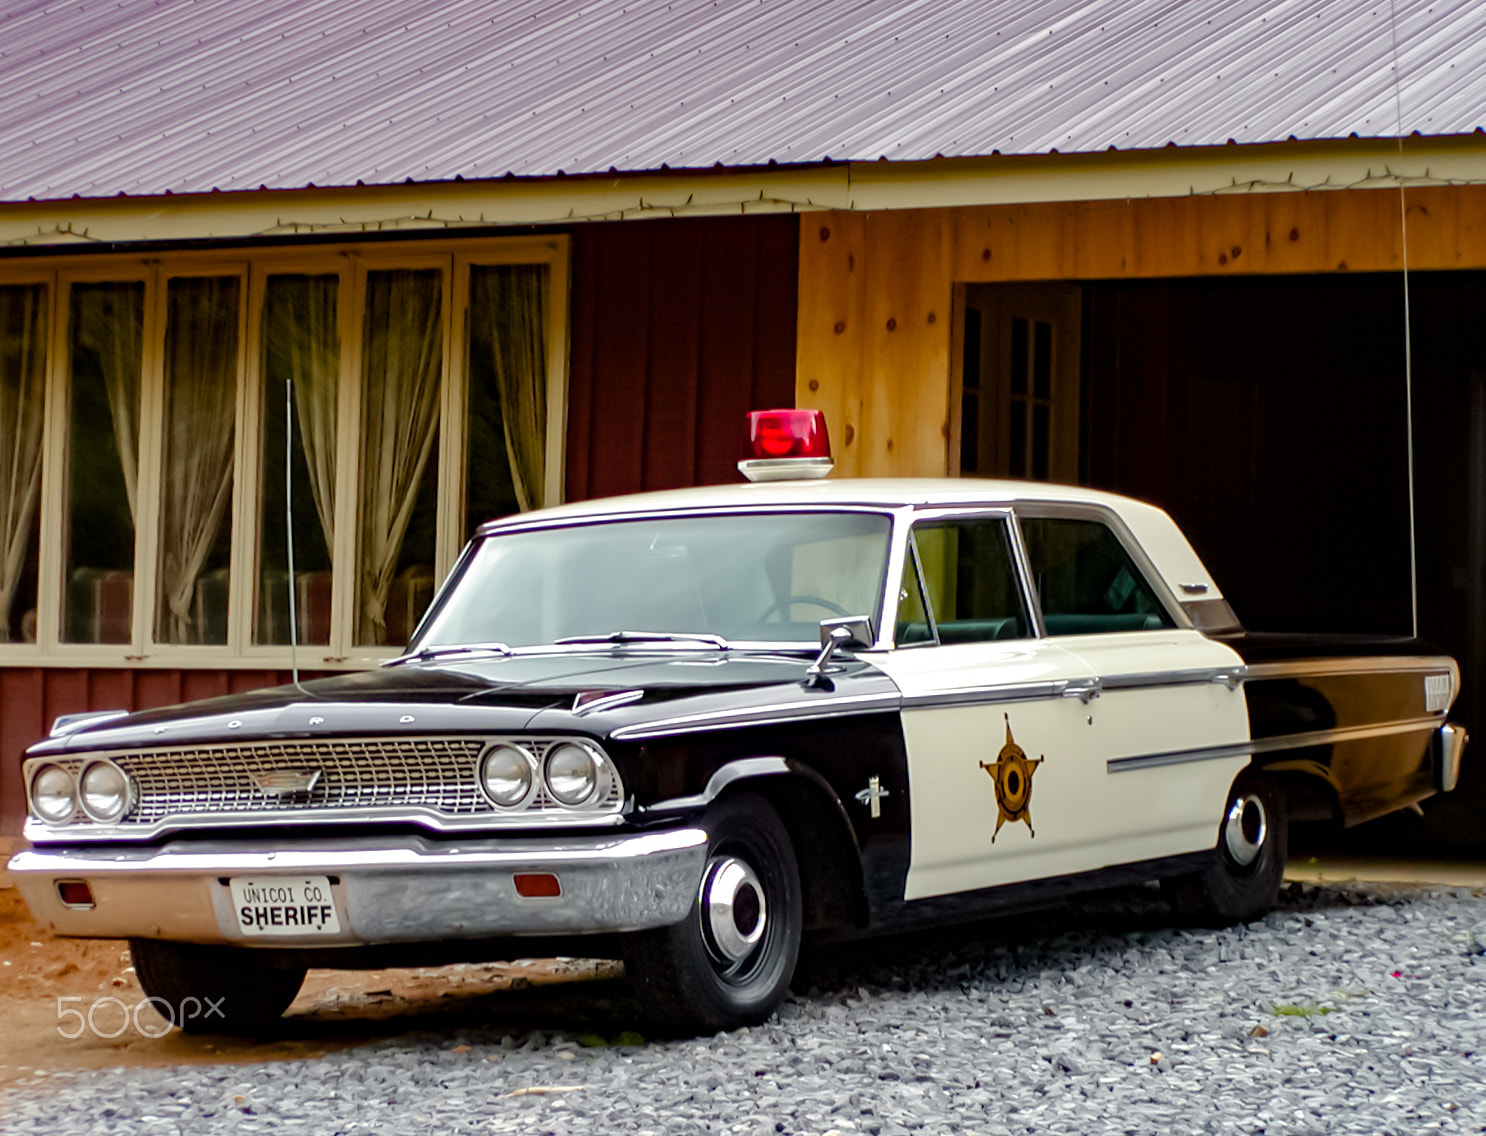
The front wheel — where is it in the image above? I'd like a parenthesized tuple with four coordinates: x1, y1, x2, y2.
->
(129, 939, 306, 1035)
(623, 792, 802, 1036)
(1163, 778, 1288, 927)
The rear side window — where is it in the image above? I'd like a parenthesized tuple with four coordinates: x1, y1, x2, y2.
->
(1020, 517, 1175, 636)
(896, 517, 1031, 645)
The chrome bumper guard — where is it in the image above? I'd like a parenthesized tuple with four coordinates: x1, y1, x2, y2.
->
(1437, 722, 1468, 793)
(9, 828, 708, 947)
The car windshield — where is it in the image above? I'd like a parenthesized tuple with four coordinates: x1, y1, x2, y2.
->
(412, 511, 893, 651)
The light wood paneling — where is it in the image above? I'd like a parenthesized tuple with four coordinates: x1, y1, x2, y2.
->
(800, 186, 1486, 476)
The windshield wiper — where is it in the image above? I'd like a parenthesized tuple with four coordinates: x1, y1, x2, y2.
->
(552, 631, 731, 650)
(385, 642, 513, 667)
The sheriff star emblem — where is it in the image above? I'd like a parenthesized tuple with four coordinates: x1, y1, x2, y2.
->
(979, 714, 1044, 842)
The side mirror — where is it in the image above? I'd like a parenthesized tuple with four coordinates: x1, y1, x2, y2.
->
(817, 616, 874, 650)
(803, 616, 874, 689)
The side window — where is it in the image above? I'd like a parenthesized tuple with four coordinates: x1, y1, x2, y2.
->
(1020, 517, 1175, 635)
(896, 517, 1030, 645)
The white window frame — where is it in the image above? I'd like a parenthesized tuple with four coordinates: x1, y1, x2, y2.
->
(0, 235, 570, 669)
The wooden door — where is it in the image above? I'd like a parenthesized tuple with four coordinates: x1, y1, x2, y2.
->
(957, 284, 1081, 484)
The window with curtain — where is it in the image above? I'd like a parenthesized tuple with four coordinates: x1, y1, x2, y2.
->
(356, 268, 443, 647)
(0, 283, 46, 643)
(0, 238, 563, 661)
(255, 274, 338, 646)
(466, 263, 549, 532)
(64, 281, 143, 645)
(155, 276, 240, 646)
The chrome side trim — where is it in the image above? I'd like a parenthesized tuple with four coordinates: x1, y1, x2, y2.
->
(9, 829, 709, 944)
(1100, 665, 1247, 692)
(642, 757, 792, 813)
(1243, 657, 1457, 680)
(1107, 714, 1445, 774)
(899, 681, 1065, 710)
(50, 710, 130, 738)
(608, 691, 902, 740)
(1107, 741, 1254, 774)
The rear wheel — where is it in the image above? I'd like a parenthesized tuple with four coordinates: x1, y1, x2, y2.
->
(623, 792, 802, 1036)
(130, 939, 306, 1035)
(1163, 778, 1287, 927)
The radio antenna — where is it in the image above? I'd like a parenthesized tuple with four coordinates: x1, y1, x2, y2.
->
(285, 375, 303, 689)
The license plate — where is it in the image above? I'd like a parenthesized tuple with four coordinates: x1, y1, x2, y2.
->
(229, 875, 342, 937)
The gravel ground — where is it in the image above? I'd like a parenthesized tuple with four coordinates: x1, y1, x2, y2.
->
(3, 881, 1484, 1136)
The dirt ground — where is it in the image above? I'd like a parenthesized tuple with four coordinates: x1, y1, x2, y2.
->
(0, 871, 623, 1087)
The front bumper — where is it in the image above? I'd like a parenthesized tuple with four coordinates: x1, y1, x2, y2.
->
(9, 828, 708, 947)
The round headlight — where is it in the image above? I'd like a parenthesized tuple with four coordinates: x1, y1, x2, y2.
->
(480, 744, 534, 807)
(545, 743, 599, 806)
(31, 764, 77, 825)
(79, 760, 131, 823)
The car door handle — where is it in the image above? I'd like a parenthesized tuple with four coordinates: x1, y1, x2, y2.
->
(1059, 678, 1102, 703)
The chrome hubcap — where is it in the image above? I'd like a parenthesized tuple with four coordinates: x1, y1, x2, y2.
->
(699, 855, 767, 970)
(1223, 793, 1268, 867)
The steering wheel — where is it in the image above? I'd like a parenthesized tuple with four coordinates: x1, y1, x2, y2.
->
(757, 595, 852, 622)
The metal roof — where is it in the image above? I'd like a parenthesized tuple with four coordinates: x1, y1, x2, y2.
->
(2, 0, 1484, 203)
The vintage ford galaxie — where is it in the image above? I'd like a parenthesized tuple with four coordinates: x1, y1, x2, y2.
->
(10, 414, 1468, 1035)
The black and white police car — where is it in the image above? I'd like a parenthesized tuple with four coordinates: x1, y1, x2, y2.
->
(12, 410, 1466, 1035)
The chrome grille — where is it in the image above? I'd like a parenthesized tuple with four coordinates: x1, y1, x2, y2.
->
(34, 736, 623, 830)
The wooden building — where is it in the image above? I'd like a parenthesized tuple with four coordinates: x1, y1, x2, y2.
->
(3, 1, 1485, 847)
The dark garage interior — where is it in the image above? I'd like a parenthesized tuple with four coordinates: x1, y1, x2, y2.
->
(1077, 270, 1486, 854)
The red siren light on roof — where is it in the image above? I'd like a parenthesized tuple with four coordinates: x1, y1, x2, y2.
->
(738, 409, 834, 482)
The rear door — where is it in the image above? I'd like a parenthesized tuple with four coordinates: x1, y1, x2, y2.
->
(1016, 510, 1251, 866)
(870, 510, 1111, 901)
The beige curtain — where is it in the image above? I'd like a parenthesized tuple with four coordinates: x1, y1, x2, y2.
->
(471, 266, 547, 511)
(264, 275, 339, 548)
(358, 269, 442, 644)
(0, 285, 47, 641)
(157, 276, 240, 643)
(74, 283, 144, 522)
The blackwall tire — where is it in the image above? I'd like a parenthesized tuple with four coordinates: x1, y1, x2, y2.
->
(1163, 778, 1288, 928)
(129, 939, 306, 1035)
(623, 791, 802, 1037)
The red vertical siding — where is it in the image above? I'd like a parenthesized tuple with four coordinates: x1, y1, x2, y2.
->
(567, 214, 799, 499)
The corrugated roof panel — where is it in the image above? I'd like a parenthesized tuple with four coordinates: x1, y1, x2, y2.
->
(1, 0, 1483, 202)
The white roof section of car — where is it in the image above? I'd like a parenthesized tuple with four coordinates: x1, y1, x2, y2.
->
(485, 477, 1225, 602)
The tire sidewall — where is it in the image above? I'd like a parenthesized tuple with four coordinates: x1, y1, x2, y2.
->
(627, 791, 803, 1033)
(1199, 777, 1289, 925)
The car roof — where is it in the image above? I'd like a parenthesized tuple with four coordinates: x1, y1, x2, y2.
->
(482, 477, 1149, 529)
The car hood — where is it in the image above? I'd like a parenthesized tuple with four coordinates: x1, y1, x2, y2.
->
(40, 650, 895, 753)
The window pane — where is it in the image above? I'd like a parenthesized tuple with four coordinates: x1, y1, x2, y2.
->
(1021, 517, 1175, 635)
(64, 282, 143, 645)
(255, 274, 338, 646)
(0, 284, 47, 643)
(357, 268, 442, 647)
(1009, 317, 1028, 396)
(156, 276, 240, 645)
(467, 264, 547, 533)
(912, 519, 1029, 643)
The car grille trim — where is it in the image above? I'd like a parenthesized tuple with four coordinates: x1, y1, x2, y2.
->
(35, 736, 623, 827)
